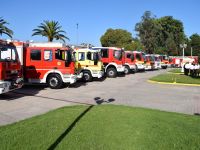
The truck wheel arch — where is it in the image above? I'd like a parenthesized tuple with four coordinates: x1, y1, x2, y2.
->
(43, 70, 64, 83)
(105, 64, 117, 72)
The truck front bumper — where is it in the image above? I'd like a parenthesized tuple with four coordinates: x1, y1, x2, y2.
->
(76, 72, 83, 79)
(0, 79, 23, 94)
(145, 65, 152, 70)
(130, 64, 136, 70)
(63, 74, 77, 84)
(137, 64, 145, 70)
(92, 70, 104, 78)
(117, 65, 125, 72)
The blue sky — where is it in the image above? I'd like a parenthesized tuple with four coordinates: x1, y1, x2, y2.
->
(1, 0, 199, 46)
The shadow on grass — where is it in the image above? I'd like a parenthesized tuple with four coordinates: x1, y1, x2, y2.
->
(47, 105, 94, 150)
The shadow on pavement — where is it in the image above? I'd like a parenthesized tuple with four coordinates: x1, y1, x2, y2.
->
(94, 97, 115, 105)
(0, 84, 47, 101)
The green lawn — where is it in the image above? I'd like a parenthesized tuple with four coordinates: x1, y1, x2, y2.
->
(168, 68, 182, 73)
(150, 73, 200, 84)
(0, 105, 200, 150)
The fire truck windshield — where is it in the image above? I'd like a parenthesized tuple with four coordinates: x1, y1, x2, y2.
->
(93, 52, 101, 61)
(130, 54, 134, 61)
(142, 53, 146, 61)
(55, 49, 72, 62)
(114, 50, 122, 60)
(0, 46, 18, 62)
(136, 53, 141, 61)
(150, 56, 155, 61)
(155, 56, 160, 61)
(163, 55, 169, 60)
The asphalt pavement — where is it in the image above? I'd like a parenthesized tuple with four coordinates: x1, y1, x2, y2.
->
(0, 69, 200, 125)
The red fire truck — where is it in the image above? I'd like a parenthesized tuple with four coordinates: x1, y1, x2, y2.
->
(133, 51, 145, 72)
(0, 39, 23, 94)
(159, 55, 169, 69)
(124, 51, 136, 74)
(14, 42, 77, 89)
(145, 54, 155, 70)
(92, 47, 125, 77)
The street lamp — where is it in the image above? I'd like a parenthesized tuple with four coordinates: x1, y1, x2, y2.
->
(76, 23, 79, 45)
(180, 43, 187, 72)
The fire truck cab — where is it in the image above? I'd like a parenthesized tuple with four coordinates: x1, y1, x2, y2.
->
(159, 55, 169, 69)
(133, 51, 145, 72)
(124, 51, 136, 74)
(145, 54, 155, 70)
(15, 42, 77, 89)
(73, 48, 104, 82)
(0, 39, 23, 94)
(92, 47, 125, 78)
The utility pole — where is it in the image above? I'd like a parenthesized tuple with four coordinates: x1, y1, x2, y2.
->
(180, 43, 187, 72)
(191, 47, 193, 57)
(76, 23, 79, 45)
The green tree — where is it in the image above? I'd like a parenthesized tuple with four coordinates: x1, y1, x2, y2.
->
(156, 16, 185, 55)
(189, 33, 200, 62)
(135, 11, 161, 54)
(100, 28, 133, 49)
(32, 20, 69, 43)
(0, 17, 13, 38)
(125, 38, 144, 51)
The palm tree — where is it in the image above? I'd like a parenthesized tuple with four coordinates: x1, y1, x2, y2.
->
(0, 17, 13, 38)
(32, 20, 69, 43)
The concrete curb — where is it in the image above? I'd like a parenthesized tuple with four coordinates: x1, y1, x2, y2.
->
(147, 80, 200, 87)
(167, 72, 183, 75)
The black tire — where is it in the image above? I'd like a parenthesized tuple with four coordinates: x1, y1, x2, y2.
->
(135, 65, 138, 72)
(47, 74, 63, 89)
(161, 66, 167, 69)
(83, 71, 92, 82)
(106, 67, 117, 78)
(124, 66, 130, 74)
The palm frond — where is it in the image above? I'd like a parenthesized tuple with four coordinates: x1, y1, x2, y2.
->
(32, 20, 69, 42)
(0, 17, 13, 38)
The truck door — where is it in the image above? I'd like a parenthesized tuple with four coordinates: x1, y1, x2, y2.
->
(100, 49, 109, 67)
(25, 48, 43, 80)
(86, 51, 94, 66)
(77, 51, 86, 68)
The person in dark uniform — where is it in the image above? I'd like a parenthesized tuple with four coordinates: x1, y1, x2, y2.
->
(184, 62, 189, 75)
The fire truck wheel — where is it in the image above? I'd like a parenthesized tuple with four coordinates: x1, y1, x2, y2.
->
(124, 66, 130, 74)
(47, 74, 63, 89)
(106, 67, 117, 78)
(135, 65, 138, 72)
(83, 71, 92, 82)
(161, 66, 167, 69)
